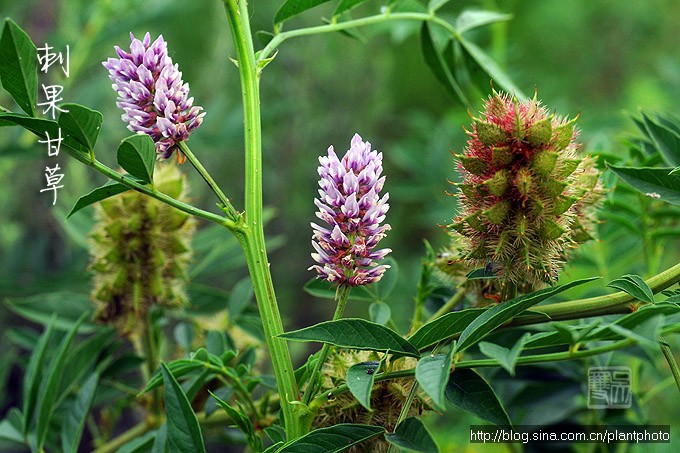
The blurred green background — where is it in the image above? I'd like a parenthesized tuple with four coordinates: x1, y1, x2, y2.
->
(1, 0, 680, 450)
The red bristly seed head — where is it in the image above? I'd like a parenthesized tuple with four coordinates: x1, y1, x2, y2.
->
(450, 90, 602, 289)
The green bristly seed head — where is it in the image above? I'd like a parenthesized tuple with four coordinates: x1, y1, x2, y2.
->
(485, 169, 511, 196)
(458, 155, 488, 175)
(557, 158, 582, 178)
(526, 117, 553, 146)
(475, 120, 507, 146)
(88, 164, 196, 338)
(553, 120, 576, 150)
(485, 200, 511, 225)
(531, 151, 559, 175)
(491, 146, 514, 168)
(515, 168, 533, 197)
(449, 91, 602, 290)
(539, 219, 566, 240)
(540, 178, 568, 198)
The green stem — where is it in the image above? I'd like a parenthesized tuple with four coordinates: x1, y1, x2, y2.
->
(429, 287, 467, 321)
(259, 12, 459, 62)
(659, 336, 680, 393)
(92, 420, 157, 453)
(223, 0, 300, 439)
(509, 261, 680, 326)
(387, 382, 419, 453)
(142, 312, 162, 416)
(66, 147, 235, 228)
(302, 285, 352, 406)
(178, 141, 239, 221)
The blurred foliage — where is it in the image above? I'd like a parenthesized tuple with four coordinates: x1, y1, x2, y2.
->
(2, 0, 680, 451)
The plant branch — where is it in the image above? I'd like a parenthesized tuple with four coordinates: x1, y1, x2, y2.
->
(223, 0, 301, 439)
(314, 323, 680, 407)
(92, 419, 157, 453)
(178, 141, 240, 221)
(259, 12, 459, 62)
(509, 261, 680, 326)
(68, 148, 236, 228)
(302, 285, 351, 406)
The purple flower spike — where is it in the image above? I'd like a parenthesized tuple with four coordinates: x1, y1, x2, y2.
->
(310, 133, 391, 287)
(103, 32, 205, 162)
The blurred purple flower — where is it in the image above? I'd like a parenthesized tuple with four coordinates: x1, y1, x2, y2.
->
(103, 32, 205, 162)
(310, 133, 391, 287)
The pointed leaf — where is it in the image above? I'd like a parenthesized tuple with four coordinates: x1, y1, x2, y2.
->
(415, 348, 454, 408)
(478, 332, 530, 376)
(374, 257, 398, 300)
(117, 134, 156, 184)
(60, 372, 99, 453)
(609, 165, 680, 206)
(606, 274, 655, 304)
(641, 111, 680, 166)
(456, 10, 513, 34)
(209, 391, 262, 451)
(22, 316, 56, 435)
(457, 36, 526, 100)
(421, 23, 468, 104)
(0, 19, 38, 116)
(276, 424, 385, 453)
(58, 103, 102, 150)
(142, 359, 206, 394)
(445, 368, 511, 426)
(456, 277, 598, 352)
(0, 112, 91, 157)
(385, 417, 438, 453)
(161, 362, 206, 453)
(0, 408, 24, 444)
(334, 0, 367, 16)
(346, 361, 380, 410)
(369, 302, 391, 325)
(35, 314, 87, 451)
(279, 319, 419, 356)
(275, 0, 332, 24)
(408, 308, 486, 351)
(6, 292, 96, 333)
(429, 0, 451, 12)
(67, 181, 130, 218)
(151, 424, 167, 453)
(228, 277, 254, 320)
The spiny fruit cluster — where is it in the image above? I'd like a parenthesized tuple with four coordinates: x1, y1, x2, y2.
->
(313, 350, 431, 453)
(88, 164, 195, 337)
(450, 91, 601, 290)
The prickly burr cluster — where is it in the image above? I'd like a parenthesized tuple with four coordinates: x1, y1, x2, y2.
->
(88, 165, 195, 337)
(313, 351, 431, 453)
(450, 91, 601, 290)
(310, 134, 391, 287)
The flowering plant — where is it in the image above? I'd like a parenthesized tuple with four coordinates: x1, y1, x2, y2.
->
(1, 1, 680, 452)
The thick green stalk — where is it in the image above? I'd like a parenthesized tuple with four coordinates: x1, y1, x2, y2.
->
(223, 0, 300, 439)
(302, 285, 351, 406)
(510, 261, 680, 326)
